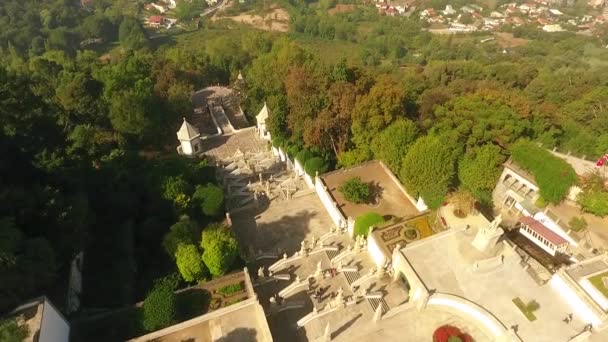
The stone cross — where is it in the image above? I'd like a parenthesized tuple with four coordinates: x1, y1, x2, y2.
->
(300, 240, 308, 257)
(335, 287, 344, 307)
(377, 265, 385, 279)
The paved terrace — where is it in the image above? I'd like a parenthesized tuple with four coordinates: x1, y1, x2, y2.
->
(200, 129, 267, 162)
(401, 228, 589, 342)
(320, 160, 420, 220)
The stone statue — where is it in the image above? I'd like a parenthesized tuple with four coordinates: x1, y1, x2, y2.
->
(471, 214, 505, 252)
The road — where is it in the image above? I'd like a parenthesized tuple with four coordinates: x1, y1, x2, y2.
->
(201, 0, 230, 17)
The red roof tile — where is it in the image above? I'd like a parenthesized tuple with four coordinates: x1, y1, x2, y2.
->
(519, 216, 568, 246)
(149, 15, 164, 23)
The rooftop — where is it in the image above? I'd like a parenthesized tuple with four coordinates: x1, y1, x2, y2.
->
(130, 300, 271, 342)
(319, 160, 420, 220)
(503, 159, 538, 186)
(176, 117, 201, 141)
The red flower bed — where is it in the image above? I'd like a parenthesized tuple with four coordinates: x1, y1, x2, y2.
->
(433, 325, 474, 342)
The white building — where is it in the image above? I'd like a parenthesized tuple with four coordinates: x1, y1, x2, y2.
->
(151, 3, 167, 13)
(443, 5, 456, 15)
(518, 216, 569, 256)
(543, 24, 565, 32)
(256, 102, 271, 141)
(9, 297, 70, 342)
(161, 0, 177, 9)
(176, 117, 202, 156)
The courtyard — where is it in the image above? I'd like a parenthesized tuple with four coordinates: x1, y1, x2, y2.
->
(320, 161, 420, 221)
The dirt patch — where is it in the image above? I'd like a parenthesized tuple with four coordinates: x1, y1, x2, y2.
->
(216, 7, 289, 32)
(494, 32, 529, 48)
(328, 4, 355, 16)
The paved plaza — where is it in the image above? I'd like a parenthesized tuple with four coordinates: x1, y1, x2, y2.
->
(402, 228, 590, 342)
(231, 192, 335, 256)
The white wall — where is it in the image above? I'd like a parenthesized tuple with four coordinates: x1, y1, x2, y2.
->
(39, 299, 70, 342)
(367, 234, 386, 267)
(550, 273, 603, 326)
(180, 140, 193, 155)
(294, 159, 305, 177)
(315, 177, 346, 228)
(427, 294, 514, 341)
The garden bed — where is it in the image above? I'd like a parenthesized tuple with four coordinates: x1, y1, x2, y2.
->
(512, 297, 538, 321)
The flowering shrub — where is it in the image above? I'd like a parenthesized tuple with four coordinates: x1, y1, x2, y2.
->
(433, 325, 473, 342)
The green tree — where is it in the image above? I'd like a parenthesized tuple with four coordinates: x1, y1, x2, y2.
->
(109, 89, 158, 136)
(118, 17, 148, 50)
(458, 144, 506, 204)
(0, 318, 29, 342)
(163, 218, 200, 259)
(371, 119, 419, 172)
(339, 177, 370, 204)
(400, 136, 457, 209)
(351, 76, 407, 152)
(175, 244, 207, 282)
(175, 0, 200, 22)
(201, 224, 239, 277)
(192, 184, 225, 217)
(142, 277, 177, 332)
(304, 157, 329, 176)
(162, 176, 193, 210)
(354, 212, 385, 236)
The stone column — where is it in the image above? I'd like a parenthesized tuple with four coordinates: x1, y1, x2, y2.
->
(315, 261, 323, 277)
(373, 304, 383, 323)
(323, 322, 331, 341)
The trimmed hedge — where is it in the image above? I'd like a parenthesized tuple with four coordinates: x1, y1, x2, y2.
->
(509, 140, 577, 204)
(304, 157, 329, 176)
(354, 212, 385, 236)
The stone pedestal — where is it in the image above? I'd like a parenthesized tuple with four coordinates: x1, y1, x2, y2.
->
(472, 215, 504, 252)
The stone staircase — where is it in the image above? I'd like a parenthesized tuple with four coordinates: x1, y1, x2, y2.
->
(342, 271, 360, 286)
(209, 105, 233, 134)
(368, 297, 389, 314)
(326, 249, 340, 261)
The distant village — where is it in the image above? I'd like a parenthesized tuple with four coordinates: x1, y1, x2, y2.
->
(374, 0, 608, 36)
(143, 0, 222, 29)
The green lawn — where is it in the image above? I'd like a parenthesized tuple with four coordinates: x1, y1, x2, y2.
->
(512, 297, 538, 322)
(588, 272, 608, 299)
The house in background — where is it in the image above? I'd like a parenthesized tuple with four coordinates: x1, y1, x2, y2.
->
(7, 297, 70, 342)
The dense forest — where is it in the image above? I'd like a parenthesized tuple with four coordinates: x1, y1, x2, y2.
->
(1, 0, 607, 325)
